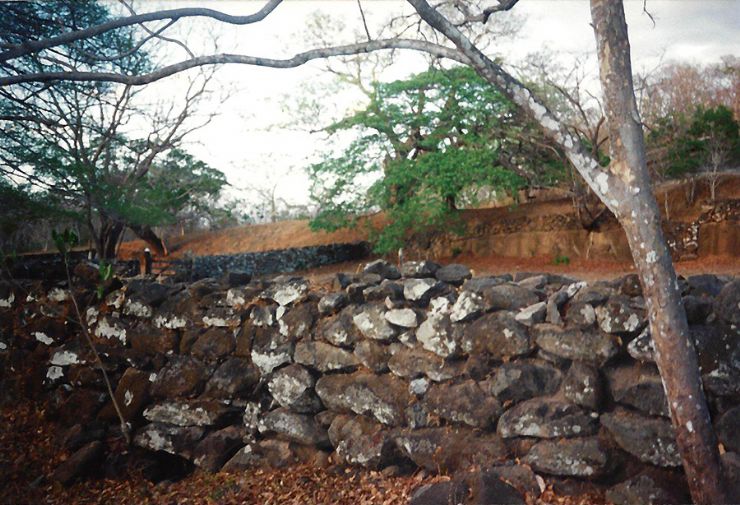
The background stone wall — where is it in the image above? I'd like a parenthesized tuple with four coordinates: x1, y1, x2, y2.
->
(1, 262, 738, 504)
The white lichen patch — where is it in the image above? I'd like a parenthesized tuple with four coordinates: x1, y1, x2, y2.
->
(226, 288, 246, 307)
(123, 299, 152, 318)
(0, 342, 7, 350)
(50, 350, 80, 366)
(646, 251, 658, 264)
(0, 291, 15, 308)
(86, 306, 99, 327)
(95, 317, 127, 345)
(595, 172, 610, 196)
(153, 314, 187, 329)
(251, 349, 291, 375)
(46, 365, 64, 381)
(47, 288, 69, 302)
(34, 332, 54, 345)
(124, 389, 134, 407)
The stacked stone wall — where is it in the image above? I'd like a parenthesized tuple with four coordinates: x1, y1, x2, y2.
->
(1, 261, 738, 503)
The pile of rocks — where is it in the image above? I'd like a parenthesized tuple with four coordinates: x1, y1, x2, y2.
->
(0, 260, 738, 504)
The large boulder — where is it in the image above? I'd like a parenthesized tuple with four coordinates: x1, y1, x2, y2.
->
(601, 407, 681, 467)
(267, 364, 322, 413)
(328, 414, 396, 468)
(450, 291, 486, 323)
(524, 437, 610, 477)
(258, 408, 329, 446)
(497, 398, 598, 439)
(315, 371, 412, 426)
(416, 311, 460, 358)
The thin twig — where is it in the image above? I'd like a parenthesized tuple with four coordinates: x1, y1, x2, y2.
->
(356, 0, 372, 41)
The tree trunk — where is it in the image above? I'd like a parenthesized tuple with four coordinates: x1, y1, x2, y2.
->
(129, 224, 168, 256)
(95, 217, 124, 261)
(589, 1, 727, 503)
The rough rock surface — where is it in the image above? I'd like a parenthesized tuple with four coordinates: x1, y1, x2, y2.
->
(497, 398, 598, 438)
(533, 324, 619, 364)
(485, 360, 561, 403)
(463, 312, 533, 359)
(601, 408, 681, 467)
(524, 437, 609, 477)
(424, 381, 502, 428)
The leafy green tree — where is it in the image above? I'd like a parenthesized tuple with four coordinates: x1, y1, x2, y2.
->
(308, 65, 565, 253)
(0, 1, 221, 258)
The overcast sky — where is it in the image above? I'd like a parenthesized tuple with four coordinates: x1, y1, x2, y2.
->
(130, 1, 740, 211)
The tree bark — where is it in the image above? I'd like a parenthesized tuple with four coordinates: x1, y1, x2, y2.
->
(589, 1, 727, 503)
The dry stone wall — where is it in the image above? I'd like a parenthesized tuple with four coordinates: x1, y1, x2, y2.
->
(1, 261, 739, 503)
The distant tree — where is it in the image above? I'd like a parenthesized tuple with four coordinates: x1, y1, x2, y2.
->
(308, 65, 565, 252)
(0, 0, 221, 259)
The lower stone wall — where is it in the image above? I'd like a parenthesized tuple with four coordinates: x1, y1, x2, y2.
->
(1, 261, 738, 503)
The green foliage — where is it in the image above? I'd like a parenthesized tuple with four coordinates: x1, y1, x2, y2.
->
(553, 253, 570, 265)
(52, 229, 79, 255)
(96, 260, 113, 299)
(308, 65, 564, 253)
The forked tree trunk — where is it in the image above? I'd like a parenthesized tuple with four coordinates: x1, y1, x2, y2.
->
(589, 2, 726, 502)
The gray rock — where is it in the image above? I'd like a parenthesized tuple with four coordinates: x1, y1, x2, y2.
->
(315, 371, 412, 426)
(190, 327, 235, 361)
(424, 380, 502, 428)
(143, 399, 235, 427)
(435, 263, 472, 285)
(497, 398, 598, 438)
(595, 296, 646, 334)
(627, 327, 654, 362)
(388, 347, 463, 382)
(363, 259, 401, 280)
(192, 426, 244, 472)
(572, 282, 614, 306)
(258, 408, 329, 446)
(465, 471, 526, 505)
(606, 474, 685, 505)
(111, 367, 151, 422)
(514, 302, 547, 327)
(409, 378, 430, 396)
(328, 414, 395, 468)
(409, 481, 468, 505)
(601, 407, 681, 467)
(461, 275, 512, 293)
(317, 292, 349, 316)
(261, 278, 309, 306)
(481, 284, 540, 311)
(524, 437, 609, 477)
(533, 324, 619, 365)
(318, 308, 361, 347)
(687, 274, 725, 298)
(401, 261, 440, 278)
(250, 305, 276, 327)
(384, 308, 419, 328)
(267, 364, 322, 413)
(353, 340, 391, 373)
(363, 280, 404, 302)
(566, 302, 597, 328)
(714, 277, 740, 326)
(486, 360, 562, 403)
(463, 312, 533, 359)
(294, 340, 360, 372)
(395, 427, 508, 472)
(251, 326, 293, 375)
(717, 406, 740, 453)
(606, 363, 669, 417)
(561, 361, 601, 410)
(150, 356, 209, 398)
(203, 357, 260, 399)
(353, 304, 397, 341)
(134, 422, 205, 459)
(277, 303, 317, 340)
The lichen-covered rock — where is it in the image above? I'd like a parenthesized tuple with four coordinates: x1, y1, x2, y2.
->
(150, 356, 210, 398)
(606, 364, 668, 417)
(523, 437, 609, 477)
(317, 292, 349, 316)
(571, 282, 613, 306)
(128, 323, 179, 355)
(190, 327, 235, 361)
(600, 407, 680, 467)
(111, 367, 150, 422)
(203, 357, 259, 399)
(461, 275, 512, 293)
(480, 284, 540, 311)
(353, 340, 391, 373)
(363, 259, 401, 280)
(533, 324, 619, 365)
(450, 290, 485, 323)
(93, 316, 129, 347)
(258, 408, 329, 446)
(192, 426, 244, 472)
(435, 263, 471, 285)
(388, 347, 463, 382)
(267, 364, 322, 413)
(714, 279, 740, 324)
(294, 340, 360, 372)
(605, 473, 686, 505)
(143, 399, 236, 427)
(424, 381, 501, 428)
(401, 261, 440, 279)
(353, 304, 397, 341)
(384, 308, 419, 328)
(328, 414, 396, 468)
(514, 302, 547, 327)
(463, 312, 533, 359)
(277, 303, 317, 340)
(250, 326, 293, 375)
(318, 307, 362, 347)
(561, 361, 601, 410)
(595, 297, 645, 334)
(497, 399, 598, 438)
(261, 278, 309, 307)
(315, 371, 412, 426)
(565, 302, 597, 328)
(250, 305, 276, 327)
(363, 280, 404, 302)
(134, 422, 205, 459)
(416, 311, 460, 358)
(403, 278, 444, 304)
(627, 327, 654, 362)
(201, 307, 241, 328)
(395, 427, 508, 472)
(485, 360, 561, 403)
